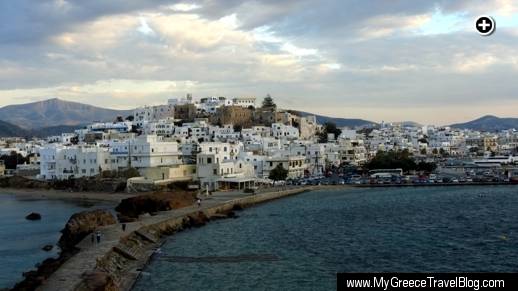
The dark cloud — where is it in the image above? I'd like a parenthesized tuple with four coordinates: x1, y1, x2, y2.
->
(0, 0, 175, 44)
(1, 0, 517, 123)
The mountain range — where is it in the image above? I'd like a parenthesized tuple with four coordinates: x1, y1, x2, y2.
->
(0, 98, 132, 129)
(292, 110, 377, 128)
(1, 99, 517, 138)
(450, 115, 518, 131)
(0, 120, 88, 138)
(0, 120, 29, 138)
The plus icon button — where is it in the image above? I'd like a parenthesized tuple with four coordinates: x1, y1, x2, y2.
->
(475, 15, 495, 36)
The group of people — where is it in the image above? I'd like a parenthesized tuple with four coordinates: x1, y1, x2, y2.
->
(91, 231, 102, 244)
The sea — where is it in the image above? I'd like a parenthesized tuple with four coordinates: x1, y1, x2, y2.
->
(133, 186, 518, 291)
(0, 194, 114, 289)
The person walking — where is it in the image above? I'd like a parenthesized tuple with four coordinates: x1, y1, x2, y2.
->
(197, 198, 201, 207)
(122, 223, 127, 232)
(91, 233, 95, 244)
(96, 230, 101, 244)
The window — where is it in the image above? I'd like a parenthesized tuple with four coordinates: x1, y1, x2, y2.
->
(213, 169, 217, 175)
(207, 157, 212, 164)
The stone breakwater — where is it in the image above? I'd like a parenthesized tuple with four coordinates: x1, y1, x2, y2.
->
(37, 187, 315, 291)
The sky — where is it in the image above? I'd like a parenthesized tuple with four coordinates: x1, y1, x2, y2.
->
(1, 0, 518, 125)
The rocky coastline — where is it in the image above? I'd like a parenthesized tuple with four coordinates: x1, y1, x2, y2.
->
(12, 209, 118, 291)
(14, 186, 313, 291)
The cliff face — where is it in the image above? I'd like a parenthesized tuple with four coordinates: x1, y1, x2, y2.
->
(59, 209, 117, 250)
(115, 191, 195, 222)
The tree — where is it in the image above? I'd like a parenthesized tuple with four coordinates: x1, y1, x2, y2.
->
(0, 151, 29, 169)
(416, 161, 437, 173)
(432, 148, 439, 155)
(115, 116, 124, 122)
(418, 137, 428, 144)
(268, 164, 288, 184)
(126, 115, 135, 122)
(233, 124, 243, 133)
(318, 122, 342, 143)
(420, 148, 427, 155)
(70, 136, 79, 145)
(364, 150, 417, 173)
(262, 94, 276, 110)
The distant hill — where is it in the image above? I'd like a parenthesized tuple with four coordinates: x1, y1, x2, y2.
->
(0, 120, 86, 138)
(390, 121, 423, 128)
(0, 98, 132, 129)
(0, 120, 29, 137)
(450, 115, 518, 131)
(291, 110, 377, 128)
(34, 124, 87, 137)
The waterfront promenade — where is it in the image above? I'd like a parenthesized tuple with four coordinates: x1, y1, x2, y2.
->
(38, 186, 314, 291)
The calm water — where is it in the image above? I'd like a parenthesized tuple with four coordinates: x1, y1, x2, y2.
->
(134, 186, 518, 291)
(0, 194, 113, 289)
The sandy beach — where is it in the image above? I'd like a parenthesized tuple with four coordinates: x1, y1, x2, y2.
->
(0, 188, 136, 203)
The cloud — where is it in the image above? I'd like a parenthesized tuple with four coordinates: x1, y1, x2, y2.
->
(1, 0, 518, 124)
(137, 17, 156, 36)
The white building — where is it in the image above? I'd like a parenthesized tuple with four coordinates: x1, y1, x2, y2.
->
(196, 142, 254, 190)
(134, 104, 174, 127)
(271, 123, 299, 140)
(110, 135, 181, 170)
(39, 144, 112, 180)
(232, 97, 256, 108)
(197, 97, 232, 114)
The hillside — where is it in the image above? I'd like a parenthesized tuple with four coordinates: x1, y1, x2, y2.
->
(0, 120, 29, 137)
(0, 120, 86, 138)
(450, 115, 518, 131)
(0, 98, 132, 129)
(291, 110, 377, 128)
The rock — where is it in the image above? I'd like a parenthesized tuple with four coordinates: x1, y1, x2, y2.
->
(42, 244, 53, 252)
(226, 211, 238, 218)
(116, 191, 195, 220)
(58, 209, 117, 251)
(211, 211, 237, 220)
(13, 256, 70, 291)
(186, 211, 209, 227)
(25, 212, 42, 220)
(80, 271, 118, 291)
(0, 176, 49, 189)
